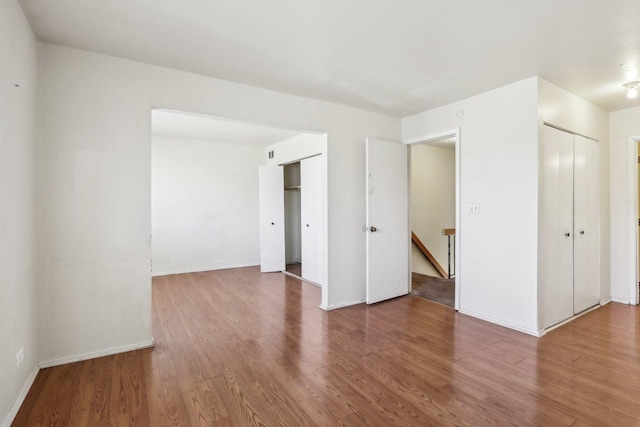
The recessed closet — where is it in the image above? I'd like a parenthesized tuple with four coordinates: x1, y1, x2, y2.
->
(539, 124, 600, 330)
(259, 155, 323, 286)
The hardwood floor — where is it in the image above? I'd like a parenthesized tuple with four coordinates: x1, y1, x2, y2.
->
(13, 266, 640, 426)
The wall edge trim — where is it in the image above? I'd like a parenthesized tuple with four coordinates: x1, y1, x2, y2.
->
(152, 264, 259, 277)
(39, 338, 155, 369)
(325, 299, 365, 311)
(610, 297, 630, 305)
(2, 364, 40, 427)
(458, 309, 541, 337)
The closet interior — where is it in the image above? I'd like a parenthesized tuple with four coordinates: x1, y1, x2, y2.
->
(284, 162, 302, 276)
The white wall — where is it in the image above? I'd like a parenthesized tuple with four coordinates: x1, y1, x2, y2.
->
(403, 78, 540, 334)
(37, 43, 401, 363)
(411, 144, 455, 276)
(609, 106, 640, 303)
(538, 78, 610, 310)
(0, 1, 40, 425)
(151, 135, 264, 276)
(411, 246, 439, 276)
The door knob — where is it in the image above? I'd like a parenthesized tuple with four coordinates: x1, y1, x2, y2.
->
(565, 232, 570, 237)
(370, 226, 377, 232)
(580, 230, 585, 235)
(271, 222, 275, 225)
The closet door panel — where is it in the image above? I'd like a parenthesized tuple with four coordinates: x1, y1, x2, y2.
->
(301, 155, 323, 285)
(540, 126, 574, 329)
(259, 165, 285, 272)
(573, 136, 600, 313)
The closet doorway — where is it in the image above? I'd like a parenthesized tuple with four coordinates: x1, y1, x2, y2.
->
(259, 134, 328, 302)
(282, 156, 323, 285)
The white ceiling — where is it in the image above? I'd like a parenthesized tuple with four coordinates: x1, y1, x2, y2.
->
(152, 110, 301, 146)
(18, 0, 640, 116)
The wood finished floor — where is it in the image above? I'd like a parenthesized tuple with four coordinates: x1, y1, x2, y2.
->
(13, 267, 640, 426)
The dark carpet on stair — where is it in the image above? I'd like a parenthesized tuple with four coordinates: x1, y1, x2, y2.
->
(411, 272, 455, 308)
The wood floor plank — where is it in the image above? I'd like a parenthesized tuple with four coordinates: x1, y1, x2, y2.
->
(12, 266, 640, 426)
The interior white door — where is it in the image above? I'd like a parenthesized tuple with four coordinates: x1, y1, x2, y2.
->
(366, 137, 409, 304)
(301, 155, 323, 285)
(573, 135, 600, 313)
(540, 126, 574, 329)
(259, 165, 285, 272)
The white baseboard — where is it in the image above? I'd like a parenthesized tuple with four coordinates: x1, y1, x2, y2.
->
(611, 297, 630, 304)
(458, 309, 541, 337)
(152, 263, 258, 277)
(2, 364, 40, 427)
(325, 299, 365, 311)
(39, 338, 155, 369)
(600, 298, 612, 306)
(541, 304, 601, 336)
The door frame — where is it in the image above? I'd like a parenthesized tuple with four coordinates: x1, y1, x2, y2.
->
(405, 129, 461, 311)
(629, 135, 640, 305)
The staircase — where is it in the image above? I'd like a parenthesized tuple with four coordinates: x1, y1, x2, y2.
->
(411, 230, 456, 279)
(411, 232, 448, 278)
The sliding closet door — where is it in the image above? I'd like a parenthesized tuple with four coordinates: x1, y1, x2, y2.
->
(573, 135, 600, 313)
(540, 125, 574, 329)
(301, 155, 323, 285)
(258, 165, 285, 272)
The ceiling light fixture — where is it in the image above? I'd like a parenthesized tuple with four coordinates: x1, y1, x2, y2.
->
(624, 81, 640, 99)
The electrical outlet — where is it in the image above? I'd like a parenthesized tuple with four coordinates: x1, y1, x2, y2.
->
(16, 348, 24, 367)
(469, 203, 480, 214)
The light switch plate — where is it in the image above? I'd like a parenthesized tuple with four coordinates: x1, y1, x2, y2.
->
(469, 203, 480, 214)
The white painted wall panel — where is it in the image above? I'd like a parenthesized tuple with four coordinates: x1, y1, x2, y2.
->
(151, 136, 264, 276)
(0, 1, 40, 425)
(609, 106, 640, 304)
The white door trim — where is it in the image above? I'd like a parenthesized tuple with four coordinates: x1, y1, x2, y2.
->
(405, 129, 461, 311)
(629, 135, 640, 305)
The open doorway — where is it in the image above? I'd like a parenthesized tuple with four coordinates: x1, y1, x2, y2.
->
(151, 109, 327, 308)
(409, 135, 458, 308)
(150, 109, 299, 276)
